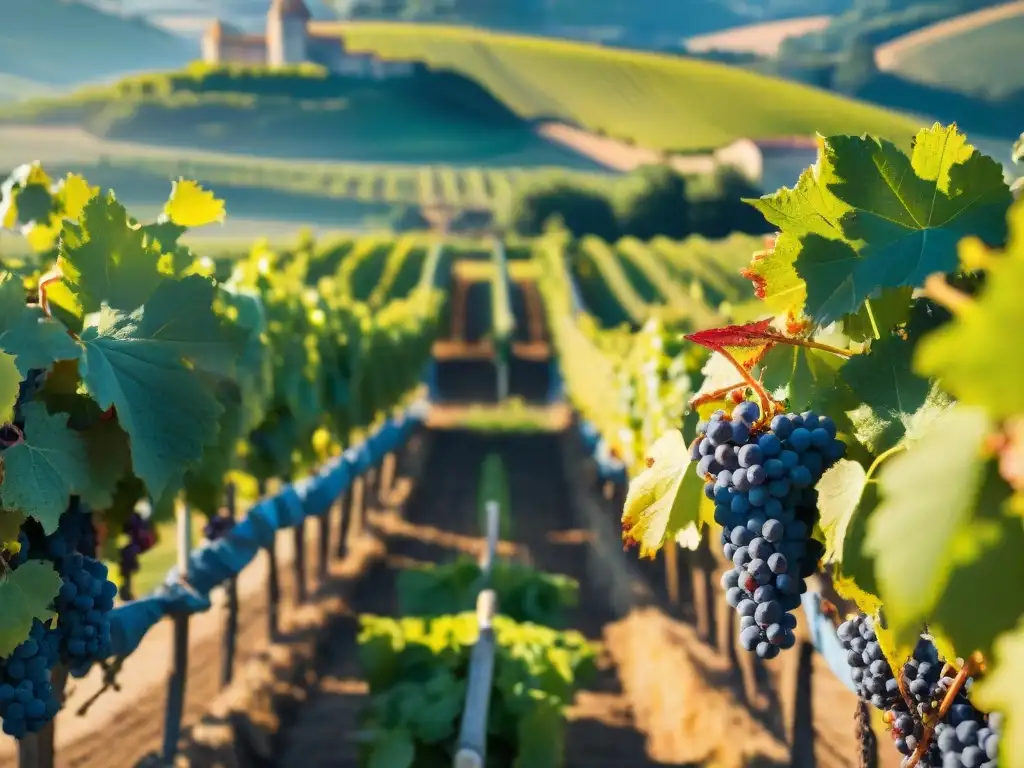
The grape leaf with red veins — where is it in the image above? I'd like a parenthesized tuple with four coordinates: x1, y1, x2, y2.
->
(746, 123, 1012, 325)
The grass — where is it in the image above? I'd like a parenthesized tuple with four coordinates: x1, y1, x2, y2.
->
(876, 2, 1024, 98)
(328, 21, 923, 151)
(426, 399, 571, 432)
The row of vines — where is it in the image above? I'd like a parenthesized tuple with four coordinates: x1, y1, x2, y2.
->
(545, 124, 1024, 768)
(0, 163, 444, 739)
(355, 456, 596, 766)
(81, 155, 614, 214)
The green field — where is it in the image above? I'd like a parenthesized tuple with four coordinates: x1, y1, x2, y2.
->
(0, 124, 625, 225)
(0, 65, 607, 169)
(332, 22, 922, 151)
(879, 11, 1024, 98)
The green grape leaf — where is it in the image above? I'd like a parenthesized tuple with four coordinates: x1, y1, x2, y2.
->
(916, 198, 1024, 420)
(78, 283, 226, 501)
(844, 334, 953, 454)
(514, 694, 564, 768)
(816, 459, 883, 615)
(972, 623, 1024, 768)
(621, 429, 702, 559)
(0, 351, 19, 425)
(57, 193, 164, 314)
(842, 287, 914, 341)
(367, 728, 415, 768)
(78, 420, 132, 511)
(137, 275, 242, 378)
(0, 560, 61, 658)
(816, 459, 868, 564)
(163, 179, 225, 228)
(749, 124, 1012, 325)
(0, 403, 90, 533)
(0, 274, 80, 375)
(863, 406, 996, 649)
(759, 343, 847, 413)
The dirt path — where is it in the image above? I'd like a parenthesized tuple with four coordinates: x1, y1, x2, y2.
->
(274, 429, 679, 767)
(272, 430, 492, 767)
(536, 123, 716, 175)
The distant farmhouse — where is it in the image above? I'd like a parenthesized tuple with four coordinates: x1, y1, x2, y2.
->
(202, 0, 416, 79)
(713, 136, 819, 193)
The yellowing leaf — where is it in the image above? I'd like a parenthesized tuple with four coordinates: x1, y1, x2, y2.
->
(863, 406, 1009, 651)
(58, 173, 99, 221)
(972, 622, 1024, 768)
(0, 351, 19, 425)
(164, 179, 225, 228)
(916, 197, 1024, 420)
(621, 430, 702, 559)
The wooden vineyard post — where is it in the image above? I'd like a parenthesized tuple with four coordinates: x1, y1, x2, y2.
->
(18, 666, 65, 768)
(365, 466, 379, 511)
(318, 500, 331, 584)
(336, 486, 353, 559)
(688, 538, 712, 644)
(263, 480, 281, 641)
(787, 640, 816, 768)
(221, 482, 239, 688)
(378, 451, 396, 505)
(293, 519, 308, 604)
(350, 475, 366, 541)
(664, 544, 680, 610)
(161, 503, 193, 762)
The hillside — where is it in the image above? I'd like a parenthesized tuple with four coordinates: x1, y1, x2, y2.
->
(684, 15, 833, 55)
(328, 22, 922, 151)
(874, 0, 1024, 97)
(0, 65, 603, 168)
(0, 0, 196, 91)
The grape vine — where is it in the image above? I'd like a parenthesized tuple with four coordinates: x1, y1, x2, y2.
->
(0, 163, 442, 740)
(595, 123, 1024, 768)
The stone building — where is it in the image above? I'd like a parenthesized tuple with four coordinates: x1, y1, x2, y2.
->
(201, 0, 416, 79)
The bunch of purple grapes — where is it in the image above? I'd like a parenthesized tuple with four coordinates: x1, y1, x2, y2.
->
(838, 614, 1001, 767)
(0, 620, 61, 738)
(203, 512, 235, 541)
(119, 511, 158, 596)
(694, 401, 843, 658)
(37, 512, 117, 675)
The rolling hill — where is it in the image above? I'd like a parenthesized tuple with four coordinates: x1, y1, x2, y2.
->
(327, 22, 922, 151)
(874, 0, 1024, 98)
(0, 0, 196, 94)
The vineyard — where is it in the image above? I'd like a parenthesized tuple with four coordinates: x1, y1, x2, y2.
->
(69, 155, 617, 214)
(0, 121, 1020, 768)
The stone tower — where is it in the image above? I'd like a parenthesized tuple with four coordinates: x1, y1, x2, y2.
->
(266, 0, 311, 67)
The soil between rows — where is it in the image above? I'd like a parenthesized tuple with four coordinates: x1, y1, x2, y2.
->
(272, 429, 681, 768)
